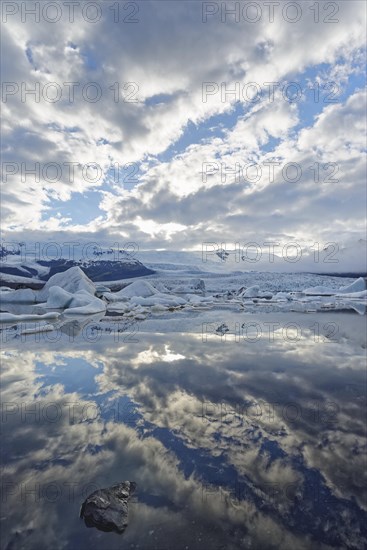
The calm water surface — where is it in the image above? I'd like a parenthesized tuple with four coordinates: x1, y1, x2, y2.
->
(1, 311, 366, 549)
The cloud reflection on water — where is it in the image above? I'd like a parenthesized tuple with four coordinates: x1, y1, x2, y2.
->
(1, 312, 366, 549)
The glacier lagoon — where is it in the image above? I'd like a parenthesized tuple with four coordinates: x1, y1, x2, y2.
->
(1, 308, 366, 550)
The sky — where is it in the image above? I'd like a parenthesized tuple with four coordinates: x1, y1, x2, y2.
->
(1, 0, 366, 252)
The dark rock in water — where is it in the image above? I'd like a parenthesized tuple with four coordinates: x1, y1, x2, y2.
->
(80, 481, 136, 534)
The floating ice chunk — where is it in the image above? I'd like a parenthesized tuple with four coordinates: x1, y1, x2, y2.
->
(303, 286, 336, 295)
(241, 285, 260, 298)
(95, 284, 111, 297)
(63, 297, 106, 315)
(259, 291, 273, 299)
(336, 290, 367, 298)
(186, 294, 214, 304)
(151, 304, 168, 312)
(0, 288, 36, 303)
(20, 323, 55, 334)
(43, 286, 106, 314)
(273, 292, 291, 301)
(0, 311, 60, 323)
(103, 292, 128, 303)
(45, 286, 75, 309)
(104, 280, 158, 302)
(120, 280, 158, 298)
(303, 277, 366, 296)
(38, 266, 96, 301)
(189, 278, 205, 291)
(172, 278, 205, 293)
(336, 278, 366, 293)
(130, 293, 186, 307)
(343, 301, 366, 315)
(134, 313, 147, 320)
(153, 282, 170, 293)
(107, 302, 130, 313)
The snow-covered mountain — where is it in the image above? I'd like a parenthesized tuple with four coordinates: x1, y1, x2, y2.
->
(0, 244, 154, 288)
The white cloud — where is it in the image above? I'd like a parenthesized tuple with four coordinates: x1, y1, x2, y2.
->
(1, 1, 366, 249)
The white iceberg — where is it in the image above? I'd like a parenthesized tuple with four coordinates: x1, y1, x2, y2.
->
(186, 294, 214, 304)
(153, 282, 170, 293)
(38, 266, 96, 301)
(239, 287, 272, 299)
(171, 278, 206, 293)
(151, 304, 169, 312)
(45, 286, 75, 309)
(0, 311, 60, 323)
(0, 267, 106, 316)
(336, 290, 367, 298)
(103, 280, 158, 302)
(241, 285, 260, 298)
(335, 277, 366, 294)
(63, 297, 106, 315)
(130, 294, 186, 307)
(95, 284, 111, 297)
(303, 277, 366, 296)
(0, 288, 36, 303)
(273, 292, 291, 301)
(43, 286, 106, 314)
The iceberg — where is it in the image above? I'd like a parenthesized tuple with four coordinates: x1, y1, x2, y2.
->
(103, 280, 158, 302)
(43, 287, 106, 314)
(38, 266, 96, 301)
(186, 294, 214, 304)
(0, 288, 36, 303)
(171, 278, 206, 293)
(241, 285, 260, 298)
(303, 277, 366, 296)
(0, 311, 60, 323)
(336, 290, 367, 298)
(130, 294, 186, 307)
(63, 297, 106, 315)
(335, 277, 366, 294)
